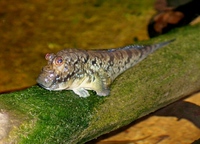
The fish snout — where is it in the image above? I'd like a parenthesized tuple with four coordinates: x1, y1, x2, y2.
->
(37, 66, 57, 89)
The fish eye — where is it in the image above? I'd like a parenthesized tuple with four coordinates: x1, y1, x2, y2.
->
(45, 53, 51, 60)
(45, 53, 55, 61)
(55, 57, 63, 65)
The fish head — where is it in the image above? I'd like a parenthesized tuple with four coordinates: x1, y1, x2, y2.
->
(37, 53, 75, 90)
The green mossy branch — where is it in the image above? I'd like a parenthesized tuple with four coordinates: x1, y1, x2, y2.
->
(1, 25, 200, 143)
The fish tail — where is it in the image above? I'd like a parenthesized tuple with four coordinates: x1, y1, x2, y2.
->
(152, 38, 176, 51)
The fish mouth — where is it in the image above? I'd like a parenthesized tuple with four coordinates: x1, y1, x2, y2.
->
(36, 73, 57, 90)
(37, 83, 51, 90)
(37, 75, 66, 91)
(37, 81, 67, 91)
(36, 65, 70, 91)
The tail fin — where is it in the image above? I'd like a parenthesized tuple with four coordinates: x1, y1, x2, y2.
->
(153, 38, 176, 50)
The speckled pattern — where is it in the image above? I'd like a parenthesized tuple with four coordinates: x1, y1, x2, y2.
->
(37, 40, 173, 97)
(0, 0, 154, 93)
(0, 0, 199, 143)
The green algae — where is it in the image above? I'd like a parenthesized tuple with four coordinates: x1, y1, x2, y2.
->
(0, 25, 200, 144)
(0, 0, 200, 143)
(0, 25, 200, 143)
(78, 25, 200, 143)
(0, 86, 104, 143)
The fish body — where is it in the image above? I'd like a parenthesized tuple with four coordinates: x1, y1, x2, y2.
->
(37, 39, 174, 97)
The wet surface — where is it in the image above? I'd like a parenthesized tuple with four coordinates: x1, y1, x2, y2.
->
(0, 0, 199, 143)
(0, 0, 154, 93)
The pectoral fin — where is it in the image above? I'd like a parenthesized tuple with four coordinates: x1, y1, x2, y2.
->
(96, 88, 110, 96)
(73, 88, 90, 98)
(93, 74, 111, 96)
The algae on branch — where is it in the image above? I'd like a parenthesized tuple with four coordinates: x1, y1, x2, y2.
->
(0, 25, 200, 143)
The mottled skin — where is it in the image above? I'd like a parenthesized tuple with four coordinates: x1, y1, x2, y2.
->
(37, 39, 174, 97)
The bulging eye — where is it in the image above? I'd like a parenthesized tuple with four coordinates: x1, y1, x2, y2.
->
(55, 57, 63, 66)
(45, 53, 50, 60)
(45, 53, 55, 61)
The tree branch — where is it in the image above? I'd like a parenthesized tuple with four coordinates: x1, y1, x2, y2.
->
(0, 25, 200, 143)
